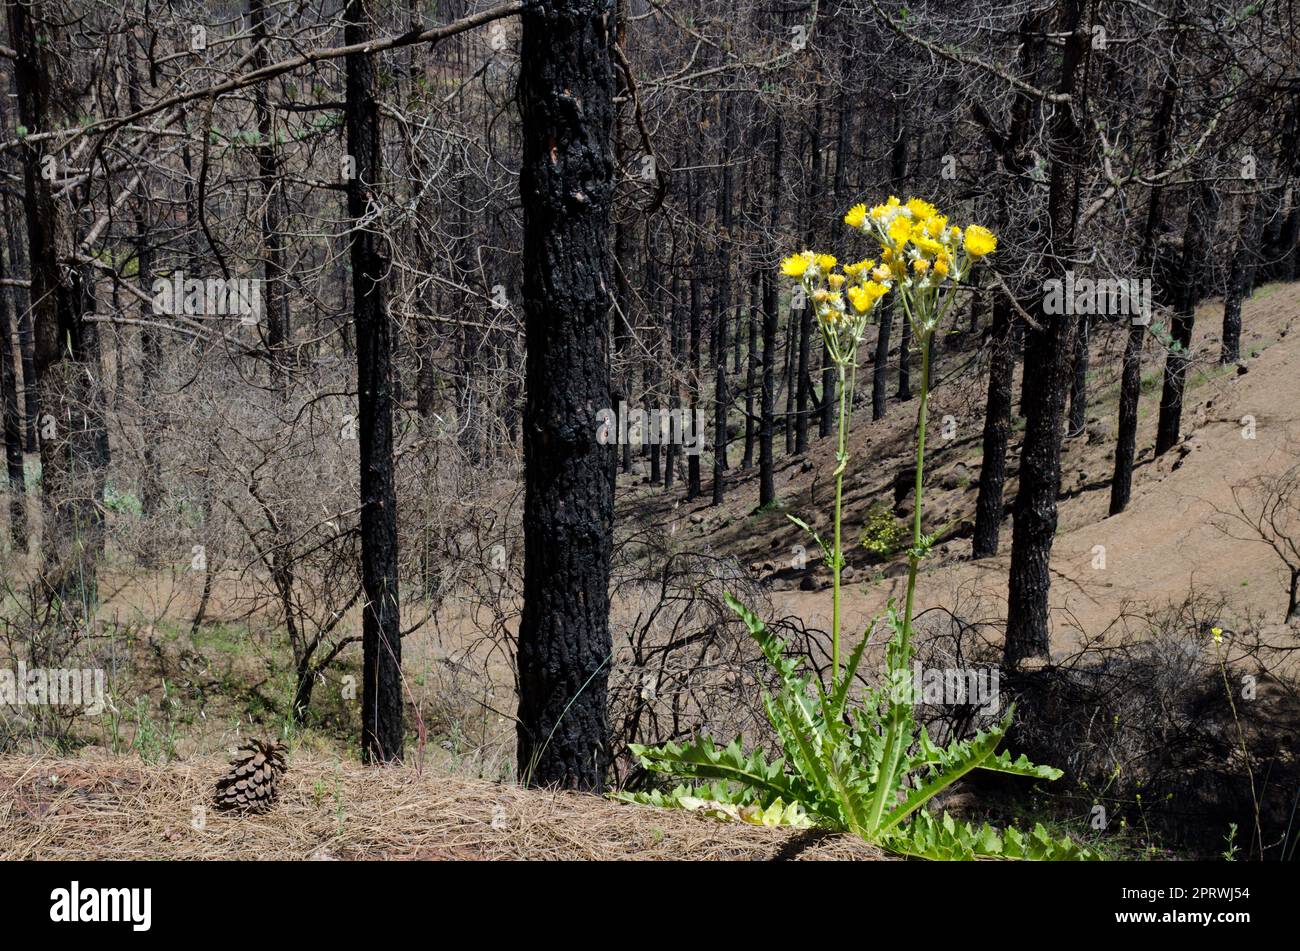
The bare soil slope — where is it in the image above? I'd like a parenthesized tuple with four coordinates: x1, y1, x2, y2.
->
(625, 282, 1300, 652)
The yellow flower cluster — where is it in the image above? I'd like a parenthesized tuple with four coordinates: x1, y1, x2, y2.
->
(779, 197, 997, 365)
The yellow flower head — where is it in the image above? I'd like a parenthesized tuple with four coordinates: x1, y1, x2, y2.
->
(1210, 627, 1224, 644)
(964, 225, 997, 257)
(905, 197, 938, 220)
(780, 252, 813, 278)
(887, 216, 912, 247)
(869, 196, 902, 220)
(844, 203, 867, 229)
(828, 273, 846, 289)
(913, 234, 947, 258)
(846, 281, 889, 314)
(815, 253, 838, 273)
(843, 259, 873, 278)
(912, 258, 930, 275)
(922, 214, 949, 238)
(933, 257, 949, 278)
(846, 285, 871, 313)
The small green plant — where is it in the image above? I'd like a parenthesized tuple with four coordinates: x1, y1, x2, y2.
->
(1221, 822, 1239, 861)
(860, 502, 905, 557)
(618, 198, 1093, 860)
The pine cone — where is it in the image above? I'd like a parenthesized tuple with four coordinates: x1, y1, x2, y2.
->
(213, 739, 288, 814)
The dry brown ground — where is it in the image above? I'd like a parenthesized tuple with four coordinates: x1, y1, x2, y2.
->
(0, 751, 884, 860)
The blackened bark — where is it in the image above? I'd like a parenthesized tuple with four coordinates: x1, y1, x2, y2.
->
(972, 298, 1014, 558)
(664, 268, 681, 490)
(9, 0, 105, 608)
(1109, 319, 1145, 515)
(250, 0, 291, 369)
(646, 236, 663, 483)
(516, 0, 616, 790)
(1111, 31, 1181, 513)
(1005, 0, 1091, 667)
(1221, 258, 1245, 366)
(758, 117, 782, 507)
(872, 305, 891, 420)
(1067, 314, 1088, 437)
(759, 267, 778, 507)
(1288, 566, 1300, 623)
(613, 222, 633, 475)
(743, 270, 758, 468)
(824, 84, 851, 439)
(687, 265, 702, 500)
(1221, 196, 1255, 365)
(1155, 182, 1216, 456)
(897, 308, 912, 402)
(795, 296, 813, 453)
(872, 102, 909, 421)
(712, 103, 733, 505)
(0, 240, 26, 547)
(0, 91, 38, 456)
(783, 301, 797, 454)
(1277, 95, 1300, 281)
(346, 0, 403, 762)
(125, 50, 164, 561)
(135, 212, 164, 543)
(795, 105, 819, 454)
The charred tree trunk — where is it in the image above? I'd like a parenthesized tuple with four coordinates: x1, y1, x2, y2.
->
(0, 240, 26, 548)
(1110, 29, 1182, 514)
(783, 300, 797, 454)
(687, 262, 702, 500)
(346, 0, 403, 761)
(759, 266, 778, 508)
(872, 305, 891, 421)
(897, 309, 912, 402)
(1109, 318, 1146, 516)
(613, 221, 633, 475)
(712, 101, 734, 505)
(0, 91, 38, 457)
(794, 105, 819, 454)
(1220, 195, 1256, 365)
(126, 49, 164, 564)
(664, 268, 682, 490)
(1005, 0, 1091, 667)
(516, 0, 616, 790)
(1155, 182, 1216, 456)
(647, 236, 663, 484)
(758, 118, 782, 508)
(1067, 314, 1089, 437)
(972, 298, 1014, 558)
(795, 295, 812, 454)
(743, 270, 758, 468)
(250, 0, 291, 375)
(9, 0, 106, 609)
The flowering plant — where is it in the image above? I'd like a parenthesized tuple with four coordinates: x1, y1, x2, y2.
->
(619, 199, 1091, 859)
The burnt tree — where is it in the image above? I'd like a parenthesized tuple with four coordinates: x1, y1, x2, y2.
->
(1155, 181, 1217, 456)
(345, 0, 403, 761)
(1005, 0, 1092, 667)
(516, 0, 616, 790)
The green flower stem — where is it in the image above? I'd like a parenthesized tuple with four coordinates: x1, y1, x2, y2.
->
(831, 361, 849, 690)
(902, 330, 932, 656)
(863, 323, 930, 836)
